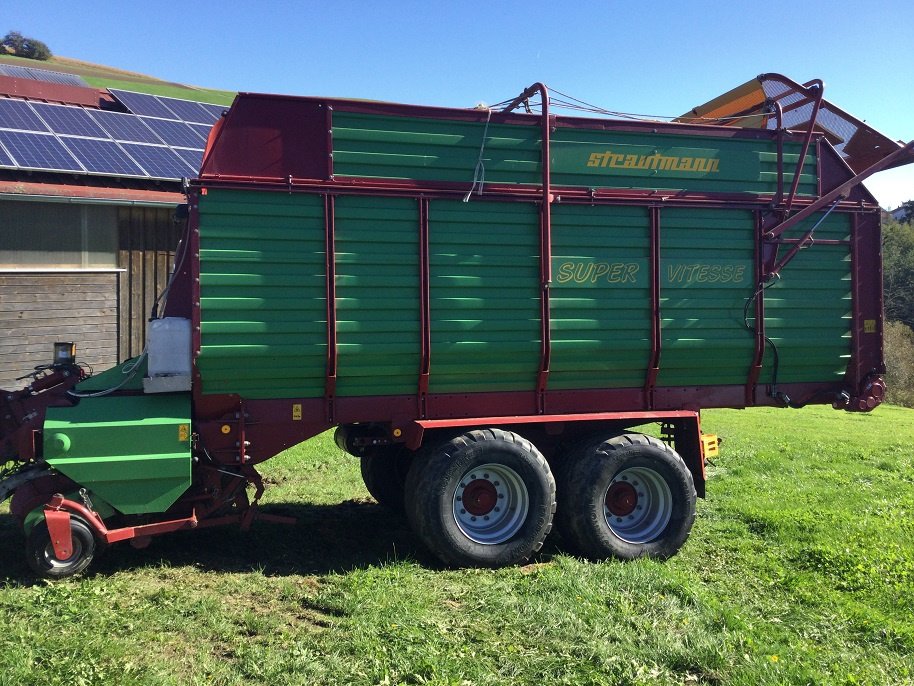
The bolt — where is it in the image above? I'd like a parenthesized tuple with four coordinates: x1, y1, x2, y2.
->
(456, 496, 462, 501)
(494, 507, 500, 512)
(483, 473, 489, 479)
(498, 493, 504, 499)
(460, 509, 466, 514)
(493, 481, 500, 486)
(621, 476, 628, 481)
(471, 516, 477, 522)
(484, 516, 490, 521)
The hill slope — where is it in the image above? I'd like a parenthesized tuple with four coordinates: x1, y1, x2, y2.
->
(0, 53, 235, 105)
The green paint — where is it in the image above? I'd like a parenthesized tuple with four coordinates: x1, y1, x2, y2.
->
(43, 394, 191, 515)
(335, 195, 420, 396)
(550, 204, 651, 390)
(332, 112, 818, 197)
(197, 189, 327, 398)
(428, 199, 540, 393)
(657, 208, 757, 387)
(762, 213, 852, 383)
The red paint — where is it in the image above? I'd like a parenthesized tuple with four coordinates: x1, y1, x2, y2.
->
(461, 480, 498, 516)
(0, 76, 102, 107)
(605, 482, 638, 517)
(43, 507, 73, 560)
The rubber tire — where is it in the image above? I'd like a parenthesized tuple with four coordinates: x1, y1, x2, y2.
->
(26, 516, 96, 579)
(405, 428, 556, 568)
(360, 446, 414, 512)
(556, 433, 696, 560)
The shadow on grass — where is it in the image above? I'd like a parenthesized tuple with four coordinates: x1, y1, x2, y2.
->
(0, 499, 560, 582)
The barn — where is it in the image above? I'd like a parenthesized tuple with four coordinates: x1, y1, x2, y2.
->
(0, 61, 228, 387)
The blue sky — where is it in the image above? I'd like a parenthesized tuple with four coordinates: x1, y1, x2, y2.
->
(7, 0, 914, 207)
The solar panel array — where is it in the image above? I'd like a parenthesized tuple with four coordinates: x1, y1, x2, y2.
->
(0, 88, 228, 181)
(0, 64, 89, 87)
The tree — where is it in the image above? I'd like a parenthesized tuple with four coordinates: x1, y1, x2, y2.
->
(882, 215, 914, 329)
(1, 30, 52, 60)
(899, 200, 914, 224)
(884, 321, 914, 407)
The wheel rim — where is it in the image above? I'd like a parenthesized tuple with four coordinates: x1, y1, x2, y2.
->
(41, 537, 82, 570)
(453, 463, 529, 544)
(603, 467, 672, 543)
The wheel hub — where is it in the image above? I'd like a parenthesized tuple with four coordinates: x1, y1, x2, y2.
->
(605, 481, 638, 517)
(461, 479, 498, 516)
(452, 463, 530, 545)
(603, 467, 673, 544)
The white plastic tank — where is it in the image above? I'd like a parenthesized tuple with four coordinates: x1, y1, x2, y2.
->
(146, 317, 192, 378)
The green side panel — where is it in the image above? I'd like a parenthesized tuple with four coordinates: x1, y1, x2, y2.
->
(551, 129, 818, 196)
(550, 204, 651, 389)
(657, 208, 756, 387)
(44, 394, 191, 515)
(429, 200, 540, 393)
(335, 196, 420, 396)
(762, 214, 852, 383)
(197, 189, 327, 398)
(333, 112, 541, 184)
(332, 111, 818, 197)
(72, 357, 146, 392)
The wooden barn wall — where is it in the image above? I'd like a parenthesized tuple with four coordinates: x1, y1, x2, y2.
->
(117, 206, 181, 360)
(0, 272, 118, 387)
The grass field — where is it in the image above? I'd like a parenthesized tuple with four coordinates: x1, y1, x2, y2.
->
(1, 404, 912, 685)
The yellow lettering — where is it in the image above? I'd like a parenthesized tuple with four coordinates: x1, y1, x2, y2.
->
(587, 152, 604, 167)
(606, 263, 624, 283)
(733, 265, 745, 283)
(557, 262, 575, 284)
(592, 263, 611, 282)
(623, 263, 639, 283)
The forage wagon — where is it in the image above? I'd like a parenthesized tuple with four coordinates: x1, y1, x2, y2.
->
(2, 73, 911, 577)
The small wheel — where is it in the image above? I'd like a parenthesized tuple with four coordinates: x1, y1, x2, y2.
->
(557, 433, 696, 560)
(26, 516, 96, 579)
(360, 446, 414, 512)
(405, 428, 555, 568)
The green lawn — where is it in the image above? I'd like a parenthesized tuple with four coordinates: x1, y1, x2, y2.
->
(1, 404, 912, 685)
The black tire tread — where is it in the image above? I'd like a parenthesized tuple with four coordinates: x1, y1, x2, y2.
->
(557, 432, 696, 561)
(26, 516, 96, 579)
(405, 428, 556, 568)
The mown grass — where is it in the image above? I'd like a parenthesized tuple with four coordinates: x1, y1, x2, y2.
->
(0, 405, 912, 685)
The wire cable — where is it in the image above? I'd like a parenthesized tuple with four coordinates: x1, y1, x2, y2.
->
(463, 107, 493, 202)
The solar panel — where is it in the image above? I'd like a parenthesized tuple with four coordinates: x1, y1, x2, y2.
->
(0, 130, 83, 171)
(173, 147, 204, 173)
(0, 98, 49, 132)
(156, 96, 213, 124)
(31, 102, 109, 137)
(88, 109, 161, 144)
(0, 64, 88, 87)
(198, 103, 227, 122)
(109, 89, 178, 119)
(189, 123, 213, 142)
(120, 143, 194, 179)
(0, 141, 14, 167)
(61, 137, 146, 176)
(140, 117, 205, 148)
